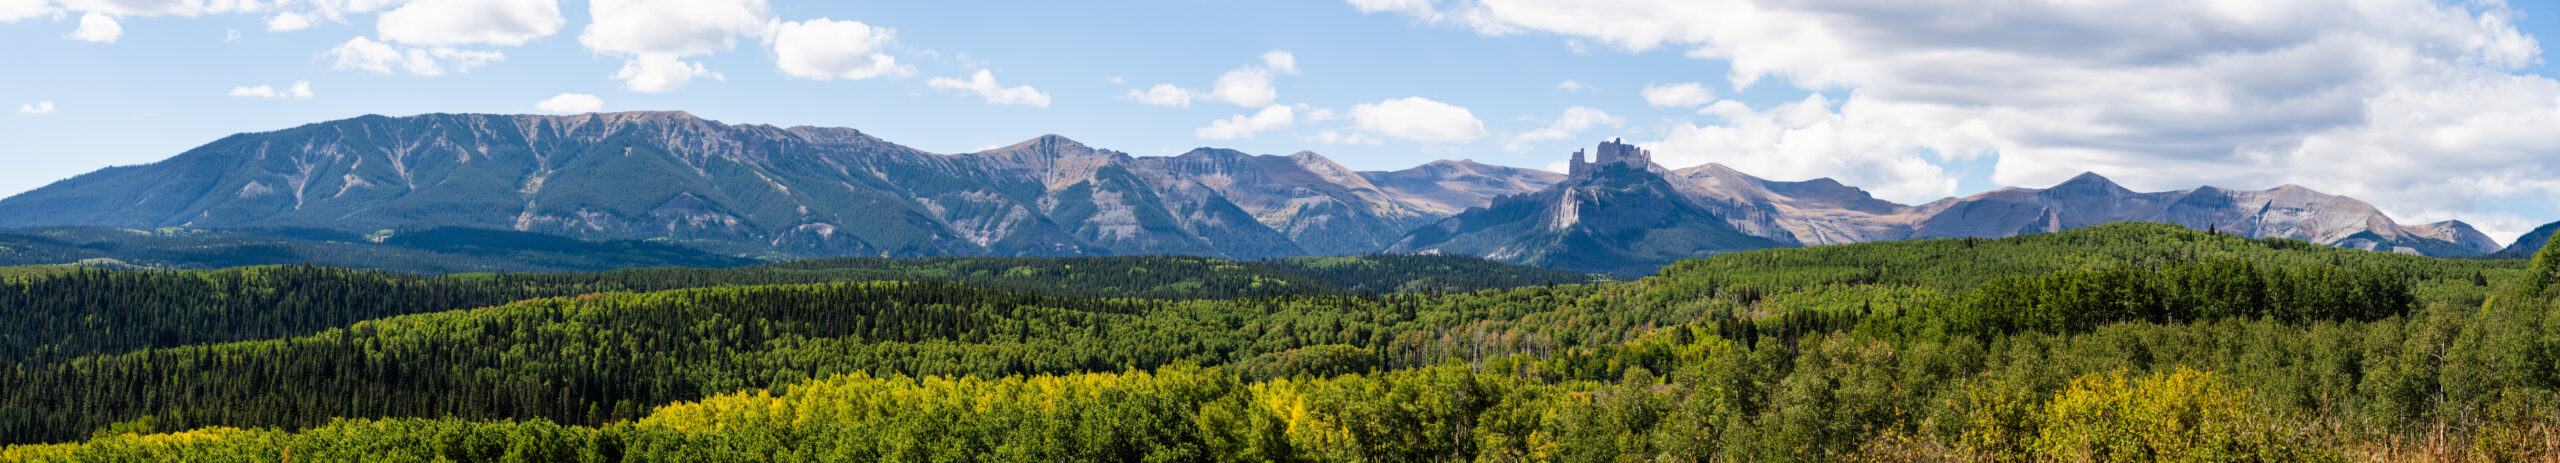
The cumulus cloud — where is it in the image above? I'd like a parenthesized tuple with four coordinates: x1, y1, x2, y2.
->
(580, 0, 770, 91)
(580, 0, 768, 56)
(1350, 97, 1486, 143)
(52, 0, 266, 17)
(1123, 84, 1193, 107)
(768, 17, 910, 81)
(1211, 67, 1278, 108)
(1651, 93, 1969, 202)
(1641, 82, 1713, 108)
(326, 36, 504, 75)
(1196, 105, 1295, 140)
(17, 101, 54, 114)
(63, 12, 119, 43)
(1261, 50, 1298, 74)
(264, 11, 312, 31)
(1506, 106, 1620, 151)
(375, 0, 564, 47)
(533, 92, 602, 113)
(0, 0, 57, 22)
(928, 69, 1050, 107)
(1554, 80, 1592, 92)
(1315, 130, 1382, 145)
(229, 80, 314, 98)
(1354, 0, 2560, 240)
(612, 53, 714, 93)
(1133, 50, 1299, 109)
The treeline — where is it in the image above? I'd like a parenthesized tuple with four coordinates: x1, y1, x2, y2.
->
(4, 222, 2554, 459)
(0, 226, 756, 274)
(0, 253, 2444, 447)
(1873, 257, 2413, 339)
(1656, 222, 2517, 292)
(0, 255, 1591, 364)
(1259, 254, 1611, 294)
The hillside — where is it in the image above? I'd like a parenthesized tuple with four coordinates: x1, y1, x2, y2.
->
(0, 112, 1557, 261)
(0, 226, 755, 273)
(3, 223, 2549, 461)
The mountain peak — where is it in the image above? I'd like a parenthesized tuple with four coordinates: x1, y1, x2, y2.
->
(989, 133, 1089, 153)
(2058, 171, 2117, 187)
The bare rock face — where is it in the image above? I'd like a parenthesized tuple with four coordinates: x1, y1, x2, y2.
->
(0, 113, 2505, 267)
(1390, 139, 2510, 269)
(1387, 146, 1783, 275)
(1359, 160, 1565, 216)
(1902, 177, 2501, 256)
(0, 112, 1561, 260)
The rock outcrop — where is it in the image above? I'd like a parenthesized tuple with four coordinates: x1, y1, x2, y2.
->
(0, 112, 1559, 260)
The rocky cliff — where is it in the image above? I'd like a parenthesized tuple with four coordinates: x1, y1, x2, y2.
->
(0, 112, 1558, 260)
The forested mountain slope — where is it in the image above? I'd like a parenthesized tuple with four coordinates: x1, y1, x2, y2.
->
(0, 253, 1589, 365)
(4, 223, 2554, 460)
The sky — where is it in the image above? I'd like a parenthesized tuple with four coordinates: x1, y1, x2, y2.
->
(2, 0, 2558, 244)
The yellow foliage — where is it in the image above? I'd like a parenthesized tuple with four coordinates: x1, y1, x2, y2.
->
(2031, 367, 2315, 462)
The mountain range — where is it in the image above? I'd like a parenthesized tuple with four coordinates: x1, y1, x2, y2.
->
(0, 111, 2520, 273)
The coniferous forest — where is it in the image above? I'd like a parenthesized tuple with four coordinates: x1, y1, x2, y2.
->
(2, 222, 2557, 461)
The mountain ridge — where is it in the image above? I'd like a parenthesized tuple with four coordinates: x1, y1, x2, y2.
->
(0, 111, 2516, 272)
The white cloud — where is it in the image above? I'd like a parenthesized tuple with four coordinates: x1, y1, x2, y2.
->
(1133, 50, 1299, 109)
(53, 0, 267, 17)
(1554, 80, 1592, 92)
(1302, 105, 1339, 122)
(1352, 0, 2560, 229)
(304, 0, 407, 22)
(1506, 106, 1620, 151)
(63, 12, 119, 43)
(928, 69, 1050, 107)
(1, 0, 60, 22)
(580, 0, 770, 92)
(1123, 84, 1193, 107)
(1211, 67, 1277, 108)
(1641, 82, 1714, 108)
(1316, 130, 1382, 145)
(223, 28, 238, 41)
(264, 11, 312, 31)
(612, 54, 711, 93)
(1651, 93, 1967, 202)
(533, 92, 602, 113)
(228, 80, 314, 98)
(375, 0, 563, 46)
(49, 0, 267, 17)
(325, 36, 503, 76)
(580, 0, 768, 57)
(1350, 96, 1487, 143)
(1196, 105, 1295, 140)
(1262, 50, 1298, 74)
(768, 18, 909, 81)
(17, 101, 54, 114)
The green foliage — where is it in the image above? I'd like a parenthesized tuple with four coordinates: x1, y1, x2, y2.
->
(0, 225, 755, 274)
(4, 222, 2557, 460)
(2030, 367, 2318, 461)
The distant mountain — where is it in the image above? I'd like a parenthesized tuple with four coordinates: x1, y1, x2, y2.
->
(0, 112, 1556, 261)
(1903, 174, 2501, 257)
(2495, 221, 2560, 258)
(0, 111, 2501, 272)
(1387, 140, 1783, 274)
(1389, 139, 2503, 272)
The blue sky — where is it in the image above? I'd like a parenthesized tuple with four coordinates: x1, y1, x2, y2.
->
(4, 0, 2559, 243)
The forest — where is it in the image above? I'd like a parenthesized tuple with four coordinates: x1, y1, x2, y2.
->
(1, 222, 2555, 461)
